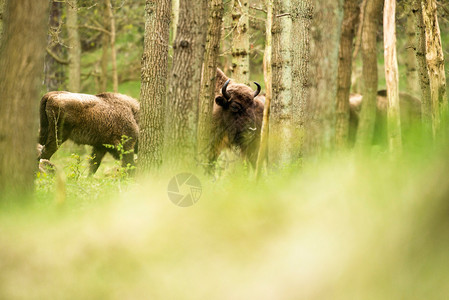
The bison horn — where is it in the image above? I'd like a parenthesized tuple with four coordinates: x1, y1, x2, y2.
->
(253, 82, 261, 97)
(222, 79, 231, 100)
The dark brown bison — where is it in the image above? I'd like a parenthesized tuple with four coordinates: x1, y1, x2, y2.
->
(38, 91, 139, 174)
(349, 90, 421, 145)
(206, 68, 264, 169)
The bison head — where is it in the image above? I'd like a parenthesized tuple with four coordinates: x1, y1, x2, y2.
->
(212, 71, 264, 163)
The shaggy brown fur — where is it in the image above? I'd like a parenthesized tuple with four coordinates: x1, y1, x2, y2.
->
(349, 90, 421, 146)
(207, 68, 264, 168)
(38, 91, 139, 174)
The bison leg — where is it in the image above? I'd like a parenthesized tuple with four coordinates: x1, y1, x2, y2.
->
(90, 146, 107, 174)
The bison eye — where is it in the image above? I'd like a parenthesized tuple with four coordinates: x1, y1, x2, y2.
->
(230, 102, 242, 113)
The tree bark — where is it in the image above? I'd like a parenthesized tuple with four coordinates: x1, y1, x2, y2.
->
(355, 0, 383, 152)
(255, 0, 273, 179)
(138, 0, 171, 172)
(66, 0, 81, 92)
(44, 0, 64, 92)
(384, 0, 402, 153)
(270, 0, 292, 165)
(411, 0, 432, 136)
(404, 7, 419, 96)
(231, 0, 250, 84)
(0, 0, 5, 46)
(291, 0, 313, 156)
(0, 0, 49, 201)
(172, 0, 179, 39)
(197, 0, 224, 168)
(421, 0, 448, 135)
(165, 0, 208, 166)
(304, 0, 344, 156)
(335, 0, 360, 150)
(105, 0, 118, 92)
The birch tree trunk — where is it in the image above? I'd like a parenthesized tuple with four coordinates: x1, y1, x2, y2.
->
(66, 0, 81, 92)
(172, 0, 179, 39)
(291, 0, 313, 156)
(139, 0, 171, 172)
(422, 0, 448, 135)
(335, 0, 359, 150)
(255, 0, 273, 179)
(165, 0, 207, 166)
(384, 0, 402, 153)
(0, 0, 48, 201)
(270, 0, 292, 165)
(411, 0, 432, 136)
(304, 0, 343, 156)
(231, 0, 250, 84)
(355, 0, 383, 152)
(105, 0, 118, 92)
(197, 0, 224, 167)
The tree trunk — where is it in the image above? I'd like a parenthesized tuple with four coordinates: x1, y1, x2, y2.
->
(44, 0, 65, 91)
(291, 0, 313, 157)
(355, 0, 383, 152)
(270, 0, 292, 165)
(255, 0, 273, 179)
(0, 0, 5, 46)
(66, 0, 81, 92)
(304, 0, 344, 156)
(384, 0, 402, 153)
(105, 0, 118, 92)
(165, 0, 208, 166)
(197, 0, 224, 167)
(411, 0, 432, 136)
(0, 0, 49, 201)
(421, 0, 448, 135)
(404, 7, 419, 96)
(231, 0, 250, 84)
(138, 0, 171, 172)
(335, 0, 360, 150)
(172, 0, 179, 40)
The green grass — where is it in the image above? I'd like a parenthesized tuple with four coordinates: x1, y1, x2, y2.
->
(1, 140, 449, 299)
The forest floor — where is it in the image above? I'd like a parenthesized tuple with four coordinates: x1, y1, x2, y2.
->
(1, 140, 448, 299)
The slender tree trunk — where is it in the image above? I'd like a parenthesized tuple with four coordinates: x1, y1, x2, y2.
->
(255, 0, 273, 179)
(384, 0, 402, 153)
(335, 0, 360, 150)
(422, 0, 448, 135)
(0, 0, 49, 201)
(105, 0, 118, 92)
(355, 0, 383, 152)
(291, 0, 313, 156)
(270, 0, 292, 165)
(231, 0, 250, 84)
(0, 0, 5, 46)
(405, 8, 419, 95)
(66, 0, 81, 92)
(100, 0, 109, 92)
(411, 0, 432, 136)
(197, 0, 224, 167)
(45, 0, 64, 91)
(172, 0, 179, 39)
(138, 0, 171, 172)
(304, 0, 344, 156)
(165, 0, 208, 166)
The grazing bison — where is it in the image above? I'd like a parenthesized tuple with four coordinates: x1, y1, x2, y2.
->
(38, 91, 139, 174)
(349, 90, 421, 145)
(206, 68, 264, 169)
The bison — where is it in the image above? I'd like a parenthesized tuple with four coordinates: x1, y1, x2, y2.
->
(38, 91, 139, 174)
(349, 90, 421, 146)
(205, 68, 265, 170)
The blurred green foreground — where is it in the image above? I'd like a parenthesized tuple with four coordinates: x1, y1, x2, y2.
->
(1, 144, 449, 300)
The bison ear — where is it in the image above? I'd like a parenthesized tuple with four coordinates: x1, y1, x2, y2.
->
(215, 96, 229, 108)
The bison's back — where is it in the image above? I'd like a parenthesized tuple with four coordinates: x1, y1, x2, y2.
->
(44, 92, 139, 147)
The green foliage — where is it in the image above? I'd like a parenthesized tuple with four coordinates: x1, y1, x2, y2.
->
(103, 135, 135, 180)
